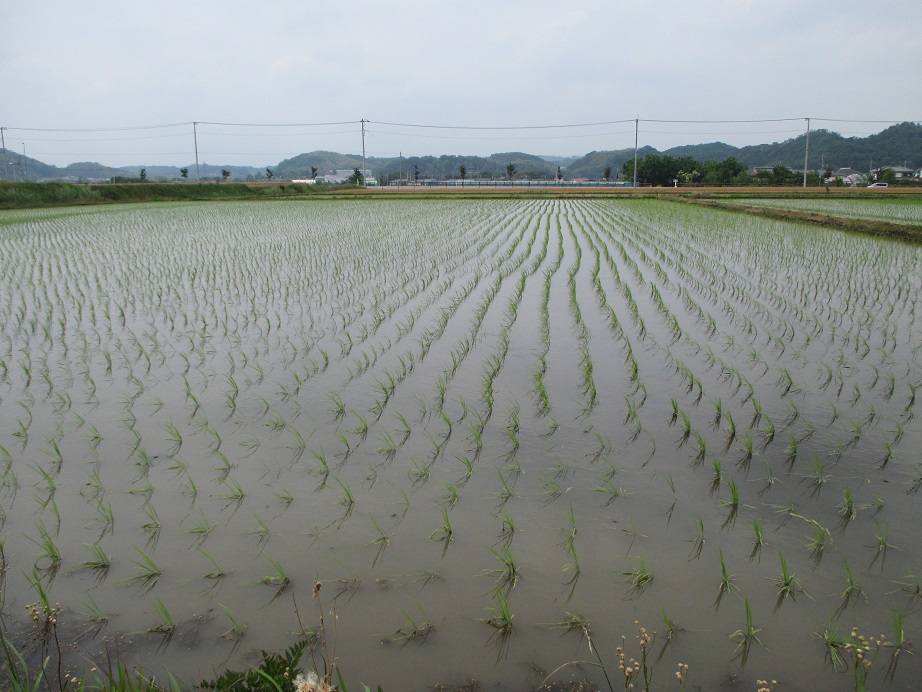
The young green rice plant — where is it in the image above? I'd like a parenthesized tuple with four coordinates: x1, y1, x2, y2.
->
(116, 547, 162, 594)
(541, 476, 563, 502)
(251, 556, 291, 603)
(484, 543, 521, 592)
(722, 411, 737, 453)
(394, 411, 412, 444)
(730, 598, 766, 671)
(245, 513, 272, 554)
(845, 419, 864, 450)
(287, 427, 308, 463)
(688, 516, 705, 561)
(882, 607, 912, 682)
(429, 505, 454, 550)
(878, 442, 895, 470)
(891, 571, 922, 610)
(721, 478, 740, 530)
(782, 433, 799, 470)
(595, 476, 629, 506)
(691, 431, 707, 468)
(749, 517, 766, 562)
(385, 601, 434, 645)
(545, 608, 591, 644)
(30, 463, 56, 510)
(495, 511, 515, 545)
(145, 598, 176, 638)
(492, 470, 517, 506)
(804, 459, 829, 498)
(709, 459, 722, 496)
(217, 602, 248, 641)
(74, 541, 112, 579)
(439, 482, 461, 509)
(749, 397, 763, 430)
(328, 393, 347, 421)
(714, 548, 739, 611)
(868, 520, 901, 570)
(758, 462, 780, 496)
(186, 508, 216, 548)
(772, 548, 807, 612)
(483, 587, 515, 660)
(79, 592, 110, 627)
(367, 515, 391, 567)
(29, 522, 61, 576)
(812, 618, 849, 673)
(194, 547, 228, 584)
(220, 478, 245, 510)
(677, 410, 692, 447)
(620, 557, 654, 598)
(805, 523, 829, 568)
(453, 453, 474, 486)
(736, 431, 754, 473)
(333, 476, 355, 516)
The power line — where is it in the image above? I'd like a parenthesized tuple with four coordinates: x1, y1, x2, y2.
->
(369, 119, 636, 130)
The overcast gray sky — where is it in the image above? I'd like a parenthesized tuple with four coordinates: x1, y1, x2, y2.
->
(2, 1, 919, 167)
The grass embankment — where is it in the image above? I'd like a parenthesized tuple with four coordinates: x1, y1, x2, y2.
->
(0, 181, 329, 209)
(675, 196, 922, 243)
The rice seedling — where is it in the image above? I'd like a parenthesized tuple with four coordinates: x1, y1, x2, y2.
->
(29, 522, 61, 576)
(439, 482, 461, 509)
(881, 607, 912, 681)
(721, 478, 740, 530)
(145, 598, 176, 638)
(484, 544, 521, 592)
(772, 549, 807, 612)
(367, 516, 391, 567)
(492, 470, 517, 506)
(217, 602, 248, 641)
(805, 523, 829, 568)
(620, 557, 654, 598)
(384, 602, 433, 645)
(812, 619, 849, 673)
(595, 476, 629, 506)
(116, 547, 162, 594)
(688, 516, 705, 561)
(429, 504, 454, 547)
(79, 592, 110, 626)
(74, 541, 112, 578)
(185, 511, 216, 548)
(868, 521, 901, 570)
(253, 556, 291, 600)
(729, 599, 766, 670)
(333, 476, 355, 516)
(804, 459, 829, 498)
(194, 547, 228, 584)
(714, 549, 739, 611)
(736, 431, 754, 473)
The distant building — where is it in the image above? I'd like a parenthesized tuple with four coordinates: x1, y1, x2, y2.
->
(827, 167, 866, 187)
(871, 165, 915, 180)
(319, 169, 375, 185)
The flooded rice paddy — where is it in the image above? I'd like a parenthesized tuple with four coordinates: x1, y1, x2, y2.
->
(0, 198, 921, 690)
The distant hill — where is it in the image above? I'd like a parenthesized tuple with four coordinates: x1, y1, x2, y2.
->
(275, 151, 367, 180)
(565, 147, 658, 179)
(3, 122, 920, 183)
(566, 122, 922, 178)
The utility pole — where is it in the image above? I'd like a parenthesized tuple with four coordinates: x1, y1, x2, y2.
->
(633, 117, 639, 188)
(802, 117, 811, 187)
(0, 127, 9, 181)
(193, 122, 201, 182)
(22, 144, 28, 181)
(361, 119, 367, 187)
